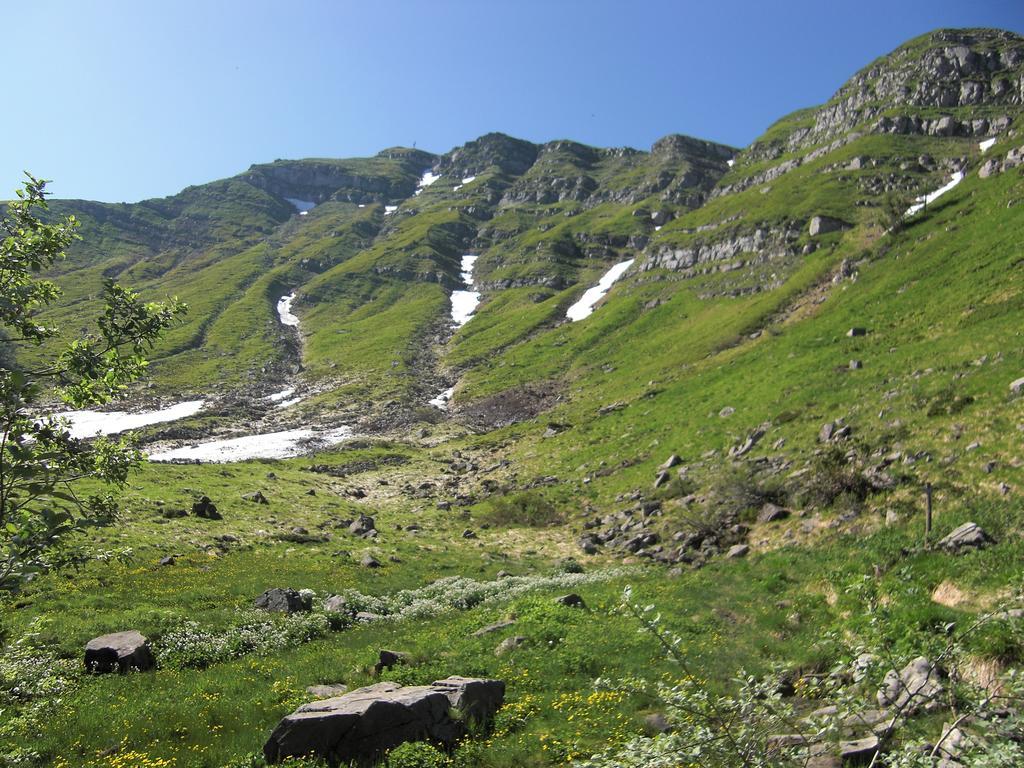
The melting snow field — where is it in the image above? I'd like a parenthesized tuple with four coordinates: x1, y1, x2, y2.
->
(55, 400, 206, 439)
(148, 425, 354, 463)
(566, 259, 635, 322)
(904, 171, 965, 217)
(727, 159, 736, 168)
(384, 205, 398, 215)
(413, 170, 442, 196)
(264, 387, 303, 408)
(461, 176, 476, 184)
(450, 254, 481, 327)
(285, 198, 316, 216)
(429, 386, 455, 410)
(979, 138, 997, 153)
(277, 294, 300, 327)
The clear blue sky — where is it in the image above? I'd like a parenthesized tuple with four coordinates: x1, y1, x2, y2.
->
(2, 0, 1021, 202)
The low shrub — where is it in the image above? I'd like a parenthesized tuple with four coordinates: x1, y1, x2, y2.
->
(484, 491, 563, 527)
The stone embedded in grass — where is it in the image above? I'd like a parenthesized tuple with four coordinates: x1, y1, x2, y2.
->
(659, 454, 682, 470)
(254, 588, 312, 614)
(653, 470, 671, 488)
(472, 619, 516, 637)
(191, 496, 221, 519)
(938, 522, 993, 553)
(374, 650, 409, 674)
(324, 595, 348, 613)
(757, 503, 789, 523)
(726, 544, 750, 558)
(349, 514, 376, 536)
(808, 215, 851, 237)
(361, 554, 382, 568)
(85, 630, 155, 674)
(461, 529, 477, 539)
(555, 593, 586, 608)
(242, 490, 269, 504)
(850, 359, 863, 370)
(846, 327, 867, 337)
(263, 677, 504, 765)
(1010, 376, 1024, 394)
(494, 636, 527, 656)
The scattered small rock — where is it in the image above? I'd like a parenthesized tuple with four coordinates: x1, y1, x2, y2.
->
(555, 593, 586, 608)
(373, 649, 409, 675)
(495, 636, 527, 656)
(242, 491, 269, 505)
(473, 619, 516, 637)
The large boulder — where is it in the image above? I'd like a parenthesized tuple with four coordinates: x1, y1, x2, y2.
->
(809, 215, 851, 237)
(877, 656, 944, 712)
(255, 588, 313, 614)
(938, 522, 993, 553)
(85, 630, 155, 674)
(191, 496, 221, 519)
(349, 514, 376, 536)
(263, 676, 505, 765)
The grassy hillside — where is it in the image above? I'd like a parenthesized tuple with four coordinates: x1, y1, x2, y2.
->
(2, 26, 1024, 768)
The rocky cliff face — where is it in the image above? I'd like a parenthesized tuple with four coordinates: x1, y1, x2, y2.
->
(747, 29, 1024, 163)
(244, 149, 437, 205)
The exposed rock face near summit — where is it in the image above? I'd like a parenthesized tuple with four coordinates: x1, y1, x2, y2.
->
(748, 29, 1024, 161)
(263, 677, 505, 765)
(244, 149, 438, 206)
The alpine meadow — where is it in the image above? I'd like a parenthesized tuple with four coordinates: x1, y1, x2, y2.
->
(4, 23, 1024, 768)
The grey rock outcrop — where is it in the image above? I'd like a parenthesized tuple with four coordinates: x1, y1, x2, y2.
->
(877, 656, 944, 712)
(263, 677, 505, 765)
(85, 630, 155, 674)
(255, 588, 313, 614)
(809, 215, 851, 237)
(191, 496, 220, 519)
(308, 684, 349, 699)
(938, 522, 993, 553)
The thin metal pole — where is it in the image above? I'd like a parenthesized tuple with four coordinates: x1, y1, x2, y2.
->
(925, 482, 933, 540)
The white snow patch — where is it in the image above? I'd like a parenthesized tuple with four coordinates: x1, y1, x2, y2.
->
(461, 176, 476, 184)
(384, 205, 398, 215)
(358, 204, 366, 208)
(450, 254, 481, 327)
(979, 137, 997, 153)
(727, 159, 735, 168)
(566, 259, 635, 322)
(285, 198, 316, 213)
(265, 387, 295, 403)
(55, 400, 206, 439)
(148, 425, 353, 463)
(413, 170, 442, 196)
(654, 225, 662, 232)
(277, 293, 300, 327)
(429, 386, 455, 410)
(904, 171, 965, 217)
(453, 185, 462, 192)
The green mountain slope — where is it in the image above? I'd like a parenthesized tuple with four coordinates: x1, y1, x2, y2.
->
(3, 26, 1024, 768)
